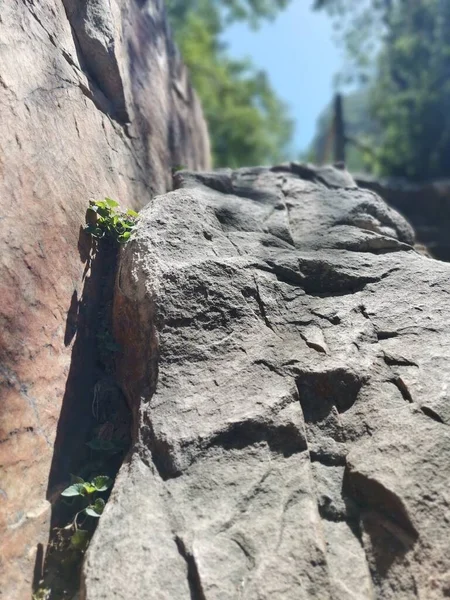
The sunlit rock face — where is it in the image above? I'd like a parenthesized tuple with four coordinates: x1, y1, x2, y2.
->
(85, 164, 450, 599)
(0, 1, 209, 596)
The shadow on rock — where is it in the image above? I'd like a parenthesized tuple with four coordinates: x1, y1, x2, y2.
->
(33, 227, 132, 598)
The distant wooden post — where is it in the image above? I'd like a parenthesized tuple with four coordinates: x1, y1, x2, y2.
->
(333, 93, 346, 165)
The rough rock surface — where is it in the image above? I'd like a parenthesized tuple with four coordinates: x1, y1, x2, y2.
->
(84, 164, 450, 599)
(355, 175, 450, 262)
(0, 0, 209, 596)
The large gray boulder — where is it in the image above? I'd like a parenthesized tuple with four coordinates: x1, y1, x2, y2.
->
(85, 165, 450, 599)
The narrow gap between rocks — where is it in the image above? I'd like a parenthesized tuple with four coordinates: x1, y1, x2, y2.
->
(33, 230, 132, 599)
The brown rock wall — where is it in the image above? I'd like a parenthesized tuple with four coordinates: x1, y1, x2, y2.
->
(0, 1, 210, 596)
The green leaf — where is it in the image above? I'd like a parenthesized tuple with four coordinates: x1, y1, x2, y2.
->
(61, 483, 86, 497)
(119, 231, 131, 243)
(91, 475, 112, 492)
(93, 227, 105, 238)
(96, 496, 106, 508)
(70, 529, 90, 550)
(93, 497, 105, 513)
(85, 498, 106, 518)
(83, 483, 97, 495)
(85, 224, 105, 239)
(85, 197, 138, 243)
(70, 474, 85, 484)
(95, 200, 107, 208)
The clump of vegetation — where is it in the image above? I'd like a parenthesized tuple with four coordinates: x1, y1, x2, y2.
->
(34, 475, 113, 598)
(85, 198, 139, 244)
(32, 588, 51, 600)
(60, 475, 112, 551)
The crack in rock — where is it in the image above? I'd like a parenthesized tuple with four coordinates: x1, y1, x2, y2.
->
(174, 536, 207, 600)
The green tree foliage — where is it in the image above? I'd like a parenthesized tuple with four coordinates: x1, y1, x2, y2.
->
(314, 0, 450, 180)
(372, 0, 450, 179)
(167, 0, 290, 29)
(313, 0, 386, 84)
(166, 0, 293, 167)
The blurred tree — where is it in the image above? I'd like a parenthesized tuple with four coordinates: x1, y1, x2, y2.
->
(166, 0, 293, 167)
(307, 89, 379, 173)
(372, 0, 450, 179)
(314, 0, 450, 180)
(167, 0, 290, 28)
(313, 0, 388, 84)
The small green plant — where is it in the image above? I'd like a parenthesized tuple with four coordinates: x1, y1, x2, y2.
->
(60, 475, 112, 550)
(85, 198, 139, 244)
(32, 587, 51, 600)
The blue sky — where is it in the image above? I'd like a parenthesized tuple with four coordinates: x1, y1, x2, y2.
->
(223, 0, 344, 156)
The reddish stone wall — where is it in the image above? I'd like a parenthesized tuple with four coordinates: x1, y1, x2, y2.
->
(0, 1, 210, 596)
